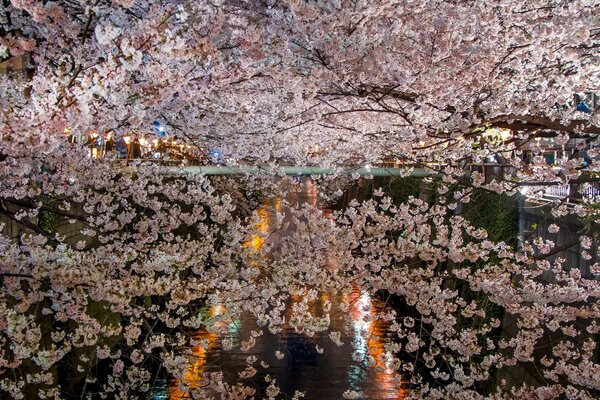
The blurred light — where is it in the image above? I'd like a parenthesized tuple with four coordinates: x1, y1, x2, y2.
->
(211, 149, 222, 159)
(499, 129, 512, 141)
(153, 120, 166, 136)
(576, 102, 592, 114)
(123, 135, 132, 144)
(483, 128, 512, 143)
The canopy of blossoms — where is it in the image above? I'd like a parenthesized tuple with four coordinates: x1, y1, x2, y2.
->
(0, 0, 599, 399)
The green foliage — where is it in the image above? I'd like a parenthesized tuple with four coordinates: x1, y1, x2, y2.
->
(373, 176, 423, 203)
(38, 203, 59, 234)
(582, 199, 600, 243)
(462, 189, 520, 248)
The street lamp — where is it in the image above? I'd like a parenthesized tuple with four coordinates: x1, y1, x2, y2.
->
(123, 135, 132, 160)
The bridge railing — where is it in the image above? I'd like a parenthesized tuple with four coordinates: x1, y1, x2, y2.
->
(80, 138, 599, 201)
(520, 177, 600, 203)
(467, 163, 599, 203)
(542, 180, 600, 202)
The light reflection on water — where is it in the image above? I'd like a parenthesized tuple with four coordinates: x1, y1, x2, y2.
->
(157, 180, 408, 399)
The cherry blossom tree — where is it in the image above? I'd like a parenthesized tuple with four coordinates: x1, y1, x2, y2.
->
(1, 0, 599, 398)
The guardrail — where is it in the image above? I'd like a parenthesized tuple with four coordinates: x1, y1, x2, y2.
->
(106, 152, 599, 202)
(137, 165, 434, 177)
(542, 180, 600, 202)
(468, 163, 599, 203)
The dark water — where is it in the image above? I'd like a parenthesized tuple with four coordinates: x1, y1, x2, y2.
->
(154, 180, 408, 399)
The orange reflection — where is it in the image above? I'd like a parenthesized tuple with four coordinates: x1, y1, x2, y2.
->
(242, 207, 270, 251)
(255, 208, 269, 234)
(242, 235, 265, 251)
(168, 307, 221, 399)
(169, 183, 408, 398)
(274, 197, 282, 212)
(349, 289, 407, 399)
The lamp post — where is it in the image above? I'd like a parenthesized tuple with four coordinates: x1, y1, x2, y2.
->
(123, 135, 132, 160)
(139, 137, 147, 159)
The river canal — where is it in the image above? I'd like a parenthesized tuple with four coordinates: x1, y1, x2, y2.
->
(153, 179, 408, 399)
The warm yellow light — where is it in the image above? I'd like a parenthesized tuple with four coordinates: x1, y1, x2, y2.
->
(499, 129, 512, 141)
(152, 139, 159, 147)
(242, 235, 265, 251)
(123, 135, 132, 144)
(256, 209, 269, 234)
(483, 128, 512, 142)
(275, 197, 282, 212)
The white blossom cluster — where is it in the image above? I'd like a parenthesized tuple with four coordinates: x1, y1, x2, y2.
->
(0, 0, 599, 398)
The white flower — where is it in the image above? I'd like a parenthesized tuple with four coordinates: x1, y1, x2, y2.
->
(176, 5, 189, 22)
(239, 366, 257, 378)
(266, 381, 280, 399)
(94, 24, 121, 46)
(581, 236, 592, 250)
(343, 390, 361, 399)
(329, 331, 344, 346)
(548, 224, 560, 233)
(0, 44, 9, 59)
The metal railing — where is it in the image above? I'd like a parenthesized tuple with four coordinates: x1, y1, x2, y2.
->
(543, 180, 600, 202)
(469, 163, 599, 203)
(73, 135, 600, 200)
(524, 179, 600, 203)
